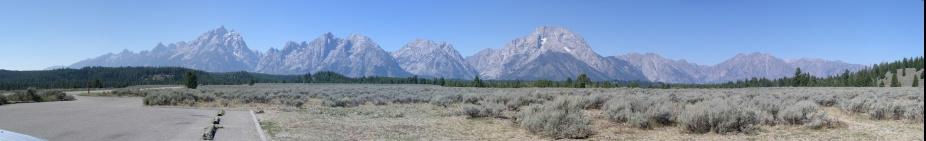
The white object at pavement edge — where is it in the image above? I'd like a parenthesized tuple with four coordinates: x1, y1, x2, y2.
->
(0, 129, 47, 141)
(251, 110, 269, 141)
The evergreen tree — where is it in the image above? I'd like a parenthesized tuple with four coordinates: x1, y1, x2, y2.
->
(564, 78, 574, 88)
(628, 81, 640, 88)
(185, 72, 199, 89)
(472, 76, 484, 87)
(91, 79, 103, 88)
(890, 73, 901, 87)
(248, 79, 256, 86)
(793, 68, 802, 87)
(913, 78, 919, 88)
(302, 73, 320, 83)
(533, 80, 553, 87)
(438, 77, 446, 86)
(576, 74, 591, 88)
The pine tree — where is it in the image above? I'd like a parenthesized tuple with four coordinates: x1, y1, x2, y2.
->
(248, 79, 256, 86)
(302, 73, 320, 83)
(628, 81, 640, 88)
(565, 78, 574, 88)
(793, 68, 804, 87)
(185, 72, 198, 89)
(576, 74, 591, 88)
(91, 79, 103, 88)
(472, 76, 484, 87)
(438, 77, 446, 86)
(890, 73, 901, 87)
(913, 78, 919, 88)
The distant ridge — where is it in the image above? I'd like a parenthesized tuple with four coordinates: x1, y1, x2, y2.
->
(70, 26, 865, 83)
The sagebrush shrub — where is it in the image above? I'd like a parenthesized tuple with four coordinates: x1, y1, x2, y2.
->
(778, 101, 822, 125)
(603, 97, 634, 123)
(4, 89, 73, 103)
(430, 94, 463, 107)
(867, 99, 895, 120)
(516, 96, 593, 139)
(461, 102, 506, 118)
(276, 98, 305, 107)
(39, 91, 75, 102)
(679, 99, 762, 134)
(840, 96, 874, 113)
(143, 91, 214, 106)
(107, 89, 148, 97)
(0, 94, 8, 105)
(603, 95, 678, 129)
(804, 112, 842, 129)
(322, 98, 362, 108)
(905, 102, 924, 122)
(503, 94, 547, 111)
(812, 94, 838, 107)
(583, 94, 611, 110)
(7, 89, 42, 102)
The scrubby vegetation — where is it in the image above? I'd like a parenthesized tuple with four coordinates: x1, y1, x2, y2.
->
(0, 94, 8, 105)
(516, 96, 594, 139)
(0, 88, 75, 104)
(840, 93, 924, 122)
(144, 91, 215, 106)
(679, 99, 763, 134)
(80, 89, 149, 97)
(137, 84, 922, 139)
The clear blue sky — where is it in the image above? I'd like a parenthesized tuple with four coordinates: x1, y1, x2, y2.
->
(0, 0, 922, 70)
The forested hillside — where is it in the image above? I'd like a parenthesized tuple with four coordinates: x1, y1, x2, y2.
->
(677, 56, 923, 88)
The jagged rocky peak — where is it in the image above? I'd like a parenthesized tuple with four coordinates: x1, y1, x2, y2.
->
(731, 52, 778, 60)
(70, 26, 866, 83)
(512, 26, 591, 53)
(466, 26, 645, 81)
(400, 39, 455, 53)
(69, 26, 260, 72)
(531, 26, 583, 42)
(254, 32, 410, 77)
(345, 34, 380, 49)
(393, 39, 476, 79)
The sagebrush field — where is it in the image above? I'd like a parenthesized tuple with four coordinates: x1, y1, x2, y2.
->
(123, 84, 924, 140)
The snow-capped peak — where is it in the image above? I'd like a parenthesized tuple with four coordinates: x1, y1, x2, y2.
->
(540, 37, 548, 46)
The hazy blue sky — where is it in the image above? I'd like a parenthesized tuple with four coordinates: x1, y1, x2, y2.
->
(0, 0, 922, 70)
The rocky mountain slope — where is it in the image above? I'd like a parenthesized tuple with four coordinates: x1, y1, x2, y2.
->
(465, 26, 645, 81)
(617, 53, 866, 83)
(71, 26, 865, 83)
(71, 27, 259, 72)
(392, 39, 477, 79)
(255, 33, 410, 77)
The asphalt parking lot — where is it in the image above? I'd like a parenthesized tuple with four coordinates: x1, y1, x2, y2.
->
(0, 91, 261, 141)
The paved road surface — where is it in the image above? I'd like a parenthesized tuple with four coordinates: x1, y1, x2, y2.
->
(0, 90, 260, 141)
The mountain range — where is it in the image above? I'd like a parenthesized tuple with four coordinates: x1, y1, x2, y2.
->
(69, 26, 866, 83)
